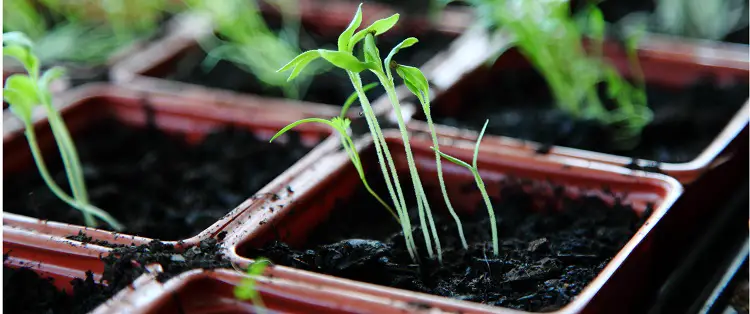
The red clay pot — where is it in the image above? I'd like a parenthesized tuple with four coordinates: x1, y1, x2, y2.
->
(3, 83, 341, 248)
(222, 131, 682, 313)
(91, 268, 441, 313)
(109, 1, 469, 115)
(403, 27, 749, 184)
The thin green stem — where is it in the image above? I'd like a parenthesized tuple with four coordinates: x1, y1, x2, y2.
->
(340, 135, 399, 221)
(422, 98, 469, 249)
(377, 73, 442, 262)
(24, 123, 124, 230)
(473, 171, 498, 256)
(348, 71, 418, 261)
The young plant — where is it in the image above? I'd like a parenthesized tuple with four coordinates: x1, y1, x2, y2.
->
(278, 5, 447, 262)
(618, 0, 748, 41)
(395, 63, 468, 249)
(270, 116, 398, 221)
(432, 120, 498, 256)
(3, 32, 123, 231)
(234, 258, 271, 314)
(188, 0, 318, 99)
(468, 0, 652, 146)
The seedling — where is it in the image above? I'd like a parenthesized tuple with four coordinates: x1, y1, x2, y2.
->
(432, 120, 498, 256)
(188, 0, 318, 99)
(467, 0, 652, 145)
(278, 5, 450, 262)
(3, 32, 123, 231)
(235, 258, 271, 314)
(270, 116, 398, 221)
(618, 0, 748, 41)
(395, 62, 468, 249)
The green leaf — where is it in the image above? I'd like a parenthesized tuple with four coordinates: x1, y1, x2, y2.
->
(338, 4, 363, 52)
(395, 65, 429, 100)
(234, 258, 271, 301)
(277, 50, 322, 81)
(318, 50, 372, 72)
(473, 119, 489, 168)
(270, 117, 343, 143)
(349, 14, 399, 50)
(39, 66, 66, 92)
(3, 74, 40, 122)
(340, 82, 379, 118)
(432, 146, 472, 170)
(363, 33, 381, 65)
(3, 32, 33, 49)
(3, 44, 40, 78)
(384, 37, 418, 80)
(587, 6, 605, 41)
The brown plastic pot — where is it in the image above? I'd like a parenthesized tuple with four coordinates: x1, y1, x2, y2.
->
(404, 27, 749, 184)
(109, 1, 469, 115)
(3, 83, 341, 248)
(221, 130, 682, 313)
(91, 268, 444, 313)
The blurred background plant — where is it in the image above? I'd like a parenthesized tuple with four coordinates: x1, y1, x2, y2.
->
(3, 0, 182, 65)
(186, 0, 325, 100)
(617, 0, 748, 41)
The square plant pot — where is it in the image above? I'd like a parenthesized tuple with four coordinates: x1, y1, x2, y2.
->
(404, 27, 749, 184)
(109, 2, 468, 113)
(221, 130, 682, 313)
(3, 83, 343, 249)
(92, 268, 440, 313)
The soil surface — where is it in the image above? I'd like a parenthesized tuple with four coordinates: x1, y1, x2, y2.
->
(3, 239, 230, 314)
(419, 69, 748, 163)
(164, 20, 455, 107)
(4, 118, 313, 240)
(247, 177, 649, 311)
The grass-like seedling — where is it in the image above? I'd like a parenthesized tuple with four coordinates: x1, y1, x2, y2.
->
(432, 120, 498, 256)
(620, 0, 748, 41)
(187, 0, 320, 99)
(3, 32, 123, 231)
(234, 258, 271, 314)
(469, 0, 653, 146)
(278, 5, 450, 262)
(4, 0, 176, 64)
(394, 62, 468, 249)
(270, 116, 398, 221)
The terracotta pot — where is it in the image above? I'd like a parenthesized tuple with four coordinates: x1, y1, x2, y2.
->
(110, 1, 469, 115)
(222, 130, 682, 313)
(403, 27, 749, 184)
(3, 83, 341, 248)
(92, 268, 443, 313)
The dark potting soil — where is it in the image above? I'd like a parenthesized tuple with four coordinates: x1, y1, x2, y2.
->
(164, 24, 454, 107)
(419, 69, 749, 163)
(3, 239, 230, 314)
(248, 178, 649, 311)
(3, 119, 313, 240)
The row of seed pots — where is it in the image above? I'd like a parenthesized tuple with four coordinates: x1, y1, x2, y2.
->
(4, 1, 749, 314)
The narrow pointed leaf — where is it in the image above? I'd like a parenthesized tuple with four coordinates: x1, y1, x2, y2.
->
(384, 37, 418, 80)
(473, 119, 489, 168)
(39, 66, 66, 91)
(270, 118, 342, 143)
(319, 50, 371, 72)
(349, 14, 399, 50)
(363, 33, 381, 65)
(432, 147, 472, 170)
(338, 4, 363, 52)
(3, 45, 39, 78)
(277, 50, 322, 81)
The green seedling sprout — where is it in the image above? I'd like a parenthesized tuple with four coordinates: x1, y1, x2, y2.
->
(278, 5, 450, 262)
(3, 33, 123, 231)
(432, 120, 498, 256)
(234, 258, 271, 314)
(468, 0, 652, 146)
(270, 116, 398, 221)
(188, 0, 316, 99)
(394, 63, 468, 249)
